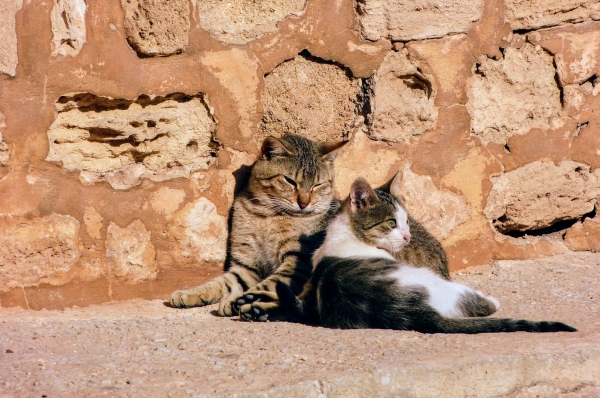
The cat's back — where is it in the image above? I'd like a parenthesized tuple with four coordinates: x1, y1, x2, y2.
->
(396, 215, 450, 279)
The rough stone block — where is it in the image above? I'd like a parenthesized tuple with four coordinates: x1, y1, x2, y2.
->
(51, 0, 87, 57)
(106, 220, 157, 282)
(466, 43, 562, 145)
(527, 22, 600, 86)
(46, 93, 218, 190)
(505, 0, 600, 31)
(354, 0, 484, 42)
(397, 163, 470, 241)
(484, 161, 600, 233)
(0, 112, 9, 166)
(366, 49, 437, 143)
(83, 206, 103, 240)
(0, 214, 80, 290)
(564, 215, 600, 252)
(170, 197, 227, 263)
(197, 0, 306, 45)
(121, 0, 190, 56)
(257, 53, 362, 143)
(0, 0, 23, 76)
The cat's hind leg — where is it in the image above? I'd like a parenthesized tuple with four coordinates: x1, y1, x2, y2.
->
(458, 291, 500, 317)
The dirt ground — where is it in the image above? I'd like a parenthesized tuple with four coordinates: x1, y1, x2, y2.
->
(1, 252, 599, 398)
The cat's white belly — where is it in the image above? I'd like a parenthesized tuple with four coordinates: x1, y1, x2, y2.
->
(390, 266, 473, 318)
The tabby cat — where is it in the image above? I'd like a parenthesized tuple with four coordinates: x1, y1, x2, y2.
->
(170, 134, 346, 321)
(277, 175, 576, 333)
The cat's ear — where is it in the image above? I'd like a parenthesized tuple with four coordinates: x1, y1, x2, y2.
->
(378, 172, 402, 200)
(261, 136, 291, 160)
(319, 140, 348, 163)
(350, 177, 379, 213)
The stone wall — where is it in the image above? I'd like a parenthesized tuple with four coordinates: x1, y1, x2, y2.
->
(1, 0, 599, 309)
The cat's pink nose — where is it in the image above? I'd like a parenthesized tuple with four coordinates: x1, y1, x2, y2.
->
(298, 202, 308, 209)
(404, 234, 411, 243)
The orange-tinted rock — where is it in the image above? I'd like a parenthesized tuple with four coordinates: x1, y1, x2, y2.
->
(485, 161, 600, 233)
(366, 49, 438, 143)
(51, 0, 86, 57)
(46, 93, 218, 190)
(565, 216, 600, 252)
(106, 220, 157, 283)
(121, 0, 190, 56)
(466, 43, 562, 145)
(354, 0, 484, 42)
(257, 53, 362, 143)
(0, 0, 23, 76)
(528, 21, 600, 86)
(0, 214, 81, 291)
(505, 0, 600, 30)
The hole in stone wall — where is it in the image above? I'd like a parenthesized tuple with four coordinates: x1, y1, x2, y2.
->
(147, 120, 156, 128)
(551, 58, 565, 108)
(497, 208, 597, 238)
(500, 219, 579, 238)
(474, 63, 485, 78)
(580, 74, 597, 93)
(358, 76, 375, 132)
(186, 140, 199, 153)
(504, 143, 511, 153)
(400, 74, 432, 98)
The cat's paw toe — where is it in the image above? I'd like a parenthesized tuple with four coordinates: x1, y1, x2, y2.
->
(233, 294, 257, 313)
(170, 291, 201, 308)
(218, 299, 239, 317)
(239, 304, 268, 322)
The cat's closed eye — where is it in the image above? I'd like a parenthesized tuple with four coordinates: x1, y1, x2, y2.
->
(312, 181, 329, 190)
(283, 175, 297, 188)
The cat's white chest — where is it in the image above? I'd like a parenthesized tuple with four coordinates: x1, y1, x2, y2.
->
(312, 213, 395, 267)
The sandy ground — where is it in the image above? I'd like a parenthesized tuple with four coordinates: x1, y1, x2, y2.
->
(1, 252, 599, 397)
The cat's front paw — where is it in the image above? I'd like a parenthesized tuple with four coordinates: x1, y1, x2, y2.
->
(234, 291, 279, 322)
(238, 301, 285, 322)
(170, 290, 203, 308)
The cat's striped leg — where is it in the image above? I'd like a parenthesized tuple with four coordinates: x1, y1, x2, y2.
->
(235, 254, 312, 321)
(170, 265, 260, 316)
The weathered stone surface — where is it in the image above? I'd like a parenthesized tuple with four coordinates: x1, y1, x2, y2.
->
(0, 112, 9, 166)
(354, 0, 484, 42)
(200, 49, 260, 140)
(0, 0, 23, 76)
(466, 43, 562, 145)
(396, 163, 470, 241)
(197, 0, 306, 45)
(51, 0, 86, 57)
(0, 214, 80, 290)
(564, 215, 600, 252)
(106, 220, 157, 282)
(170, 197, 227, 263)
(150, 187, 186, 216)
(505, 0, 600, 31)
(121, 0, 190, 56)
(83, 206, 103, 240)
(257, 54, 362, 143)
(46, 93, 217, 190)
(406, 34, 473, 104)
(335, 131, 401, 198)
(366, 49, 438, 143)
(484, 161, 600, 233)
(527, 22, 600, 86)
